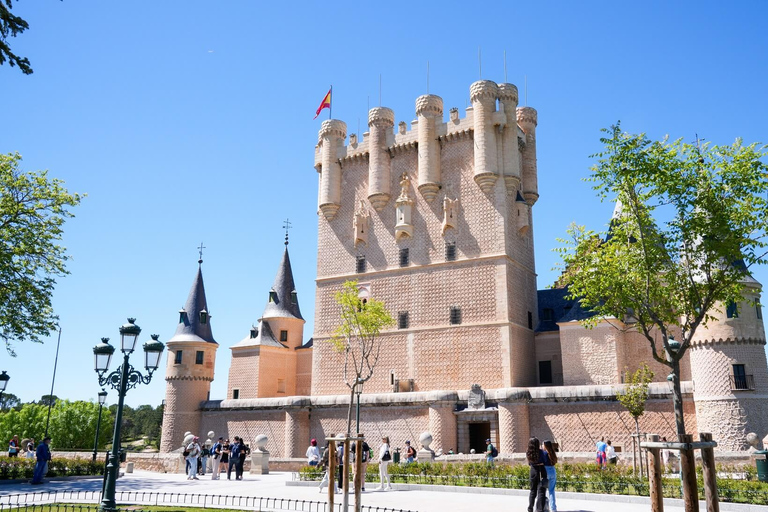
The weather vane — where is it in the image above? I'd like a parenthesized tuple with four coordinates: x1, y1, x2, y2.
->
(197, 242, 206, 264)
(283, 219, 292, 246)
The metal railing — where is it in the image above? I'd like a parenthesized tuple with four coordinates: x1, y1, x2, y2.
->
(730, 374, 755, 390)
(0, 490, 416, 512)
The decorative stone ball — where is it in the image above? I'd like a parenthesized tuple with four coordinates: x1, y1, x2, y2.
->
(419, 432, 433, 450)
(747, 432, 760, 448)
(183, 434, 194, 446)
(254, 434, 268, 450)
(184, 431, 192, 437)
(208, 431, 215, 439)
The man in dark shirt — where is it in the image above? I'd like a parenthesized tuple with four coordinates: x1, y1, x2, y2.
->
(31, 437, 51, 484)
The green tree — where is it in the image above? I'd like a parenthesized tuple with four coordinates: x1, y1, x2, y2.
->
(557, 125, 768, 436)
(0, 153, 82, 355)
(38, 394, 58, 407)
(617, 363, 654, 474)
(329, 280, 394, 435)
(0, 1, 33, 74)
(0, 392, 20, 410)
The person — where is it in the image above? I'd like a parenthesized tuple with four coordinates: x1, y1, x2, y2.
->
(25, 439, 35, 459)
(350, 437, 371, 491)
(661, 436, 670, 472)
(595, 436, 607, 469)
(318, 443, 339, 494)
(199, 440, 210, 475)
(228, 436, 242, 480)
(375, 436, 392, 491)
(526, 437, 548, 512)
(543, 440, 558, 512)
(219, 439, 230, 477)
(31, 437, 51, 485)
(336, 438, 345, 491)
(485, 438, 497, 464)
(210, 437, 223, 480)
(8, 435, 19, 457)
(404, 440, 416, 464)
(306, 438, 320, 466)
(237, 442, 249, 479)
(185, 436, 201, 480)
(606, 439, 618, 466)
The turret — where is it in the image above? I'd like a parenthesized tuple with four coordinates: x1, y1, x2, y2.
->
(367, 107, 395, 210)
(470, 80, 499, 193)
(497, 83, 521, 194)
(160, 260, 218, 453)
(415, 94, 443, 202)
(318, 119, 347, 220)
(517, 106, 539, 205)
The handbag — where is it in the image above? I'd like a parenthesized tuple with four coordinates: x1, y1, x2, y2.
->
(382, 449, 391, 461)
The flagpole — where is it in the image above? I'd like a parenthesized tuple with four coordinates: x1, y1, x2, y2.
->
(329, 85, 332, 120)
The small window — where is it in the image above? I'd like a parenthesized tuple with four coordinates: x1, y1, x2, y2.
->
(732, 364, 751, 390)
(250, 327, 258, 339)
(356, 256, 366, 274)
(528, 311, 533, 329)
(232, 389, 240, 399)
(199, 309, 208, 324)
(542, 308, 555, 321)
(757, 303, 763, 320)
(174, 350, 182, 364)
(398, 312, 409, 329)
(291, 290, 298, 304)
(450, 306, 462, 325)
(269, 291, 278, 303)
(445, 242, 456, 262)
(727, 301, 739, 318)
(539, 361, 553, 385)
(178, 310, 186, 324)
(399, 248, 410, 267)
(277, 379, 286, 393)
(280, 330, 288, 342)
(195, 351, 204, 365)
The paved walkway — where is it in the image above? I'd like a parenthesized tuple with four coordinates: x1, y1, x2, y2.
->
(0, 470, 759, 512)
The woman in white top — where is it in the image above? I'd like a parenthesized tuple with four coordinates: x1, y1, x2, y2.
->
(186, 437, 201, 480)
(375, 436, 393, 491)
(606, 439, 618, 465)
(306, 438, 320, 466)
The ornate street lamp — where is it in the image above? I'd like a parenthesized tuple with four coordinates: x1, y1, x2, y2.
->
(92, 389, 108, 462)
(93, 319, 164, 512)
(0, 371, 10, 400)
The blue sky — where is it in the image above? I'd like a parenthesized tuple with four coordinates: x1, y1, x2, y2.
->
(2, 1, 767, 407)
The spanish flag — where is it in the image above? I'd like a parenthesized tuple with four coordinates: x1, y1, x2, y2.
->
(314, 87, 332, 119)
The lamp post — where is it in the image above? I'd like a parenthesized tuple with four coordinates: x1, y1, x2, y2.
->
(93, 318, 164, 512)
(92, 389, 108, 462)
(354, 377, 364, 434)
(0, 371, 9, 403)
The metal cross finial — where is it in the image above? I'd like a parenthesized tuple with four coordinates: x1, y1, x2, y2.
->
(197, 242, 206, 265)
(283, 219, 292, 246)
(694, 133, 705, 149)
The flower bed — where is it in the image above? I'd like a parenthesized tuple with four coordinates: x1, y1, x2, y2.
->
(298, 461, 768, 505)
(0, 457, 103, 480)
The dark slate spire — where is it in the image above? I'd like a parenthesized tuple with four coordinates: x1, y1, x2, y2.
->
(169, 263, 217, 344)
(261, 246, 304, 321)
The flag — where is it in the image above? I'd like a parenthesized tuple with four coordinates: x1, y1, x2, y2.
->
(314, 87, 332, 119)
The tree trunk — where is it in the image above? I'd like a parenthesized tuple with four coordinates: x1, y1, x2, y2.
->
(671, 360, 686, 436)
(635, 417, 644, 478)
(346, 383, 356, 436)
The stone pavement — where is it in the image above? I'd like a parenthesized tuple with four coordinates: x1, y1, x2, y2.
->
(0, 470, 762, 512)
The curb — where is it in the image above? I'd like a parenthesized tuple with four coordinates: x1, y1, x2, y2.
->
(287, 480, 768, 511)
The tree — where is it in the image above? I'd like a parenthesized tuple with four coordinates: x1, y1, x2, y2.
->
(38, 394, 58, 407)
(0, 0, 33, 74)
(329, 280, 394, 435)
(617, 363, 654, 475)
(0, 392, 20, 410)
(0, 153, 82, 355)
(557, 124, 768, 437)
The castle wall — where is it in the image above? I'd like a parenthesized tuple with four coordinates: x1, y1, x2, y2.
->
(257, 348, 297, 397)
(227, 348, 259, 400)
(560, 322, 622, 385)
(296, 348, 313, 396)
(534, 331, 563, 385)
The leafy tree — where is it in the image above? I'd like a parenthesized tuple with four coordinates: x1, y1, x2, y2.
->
(0, 392, 20, 410)
(329, 280, 394, 435)
(617, 363, 654, 475)
(0, 0, 33, 74)
(557, 125, 768, 436)
(0, 153, 82, 355)
(38, 394, 58, 407)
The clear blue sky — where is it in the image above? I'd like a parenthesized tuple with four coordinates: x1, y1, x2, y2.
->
(2, 1, 767, 407)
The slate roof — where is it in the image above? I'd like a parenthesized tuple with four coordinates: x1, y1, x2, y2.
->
(296, 338, 313, 350)
(261, 247, 304, 321)
(231, 320, 287, 349)
(168, 265, 217, 344)
(535, 287, 596, 332)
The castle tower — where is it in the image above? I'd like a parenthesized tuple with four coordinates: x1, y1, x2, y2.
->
(317, 119, 347, 220)
(689, 272, 768, 450)
(160, 259, 218, 453)
(470, 80, 500, 193)
(227, 237, 307, 399)
(367, 107, 395, 210)
(516, 106, 539, 205)
(497, 83, 521, 195)
(415, 94, 443, 202)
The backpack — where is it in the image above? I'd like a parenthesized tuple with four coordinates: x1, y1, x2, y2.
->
(230, 443, 241, 460)
(490, 445, 498, 458)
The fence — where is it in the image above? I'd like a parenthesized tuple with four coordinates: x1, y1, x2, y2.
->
(0, 490, 416, 512)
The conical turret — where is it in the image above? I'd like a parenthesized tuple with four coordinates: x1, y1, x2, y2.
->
(170, 265, 217, 343)
(262, 245, 304, 321)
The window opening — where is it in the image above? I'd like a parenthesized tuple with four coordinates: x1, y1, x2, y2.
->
(280, 330, 288, 342)
(528, 311, 533, 329)
(356, 256, 366, 274)
(174, 350, 182, 364)
(195, 351, 204, 365)
(726, 301, 739, 318)
(232, 389, 240, 399)
(398, 312, 409, 329)
(450, 306, 462, 325)
(539, 361, 553, 384)
(399, 248, 410, 267)
(445, 242, 457, 262)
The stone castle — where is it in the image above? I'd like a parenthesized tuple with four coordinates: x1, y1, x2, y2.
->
(159, 80, 767, 457)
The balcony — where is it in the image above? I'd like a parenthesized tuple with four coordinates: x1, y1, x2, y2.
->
(730, 374, 755, 391)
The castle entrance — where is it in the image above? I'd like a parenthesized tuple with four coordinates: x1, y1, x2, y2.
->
(469, 422, 491, 454)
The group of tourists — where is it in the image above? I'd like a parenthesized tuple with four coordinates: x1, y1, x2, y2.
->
(8, 435, 51, 485)
(312, 435, 389, 494)
(594, 436, 618, 469)
(183, 435, 250, 481)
